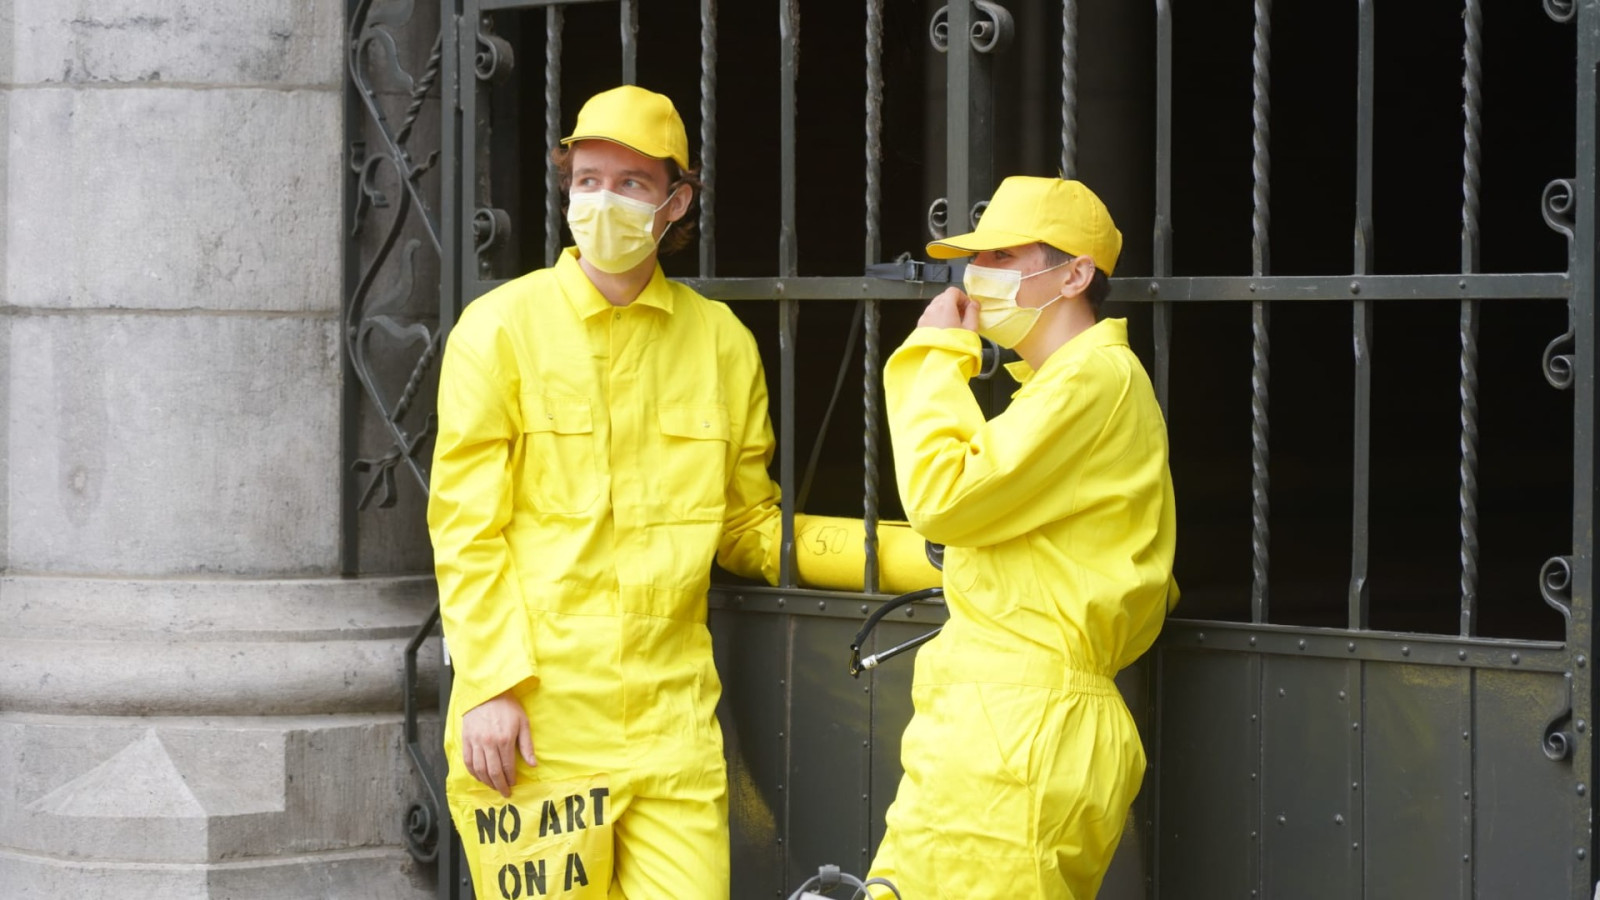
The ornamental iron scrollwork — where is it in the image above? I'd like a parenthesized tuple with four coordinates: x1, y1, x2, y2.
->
(476, 27, 515, 83)
(1545, 0, 1575, 24)
(969, 199, 989, 231)
(1543, 671, 1575, 762)
(1540, 555, 1573, 623)
(1540, 178, 1575, 390)
(928, 197, 949, 241)
(929, 2, 1014, 54)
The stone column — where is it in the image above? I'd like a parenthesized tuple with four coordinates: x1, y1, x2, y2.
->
(0, 3, 436, 896)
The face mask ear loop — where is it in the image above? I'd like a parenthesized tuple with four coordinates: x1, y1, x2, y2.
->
(653, 182, 687, 244)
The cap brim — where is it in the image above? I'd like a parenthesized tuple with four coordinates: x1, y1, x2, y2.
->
(925, 229, 1040, 259)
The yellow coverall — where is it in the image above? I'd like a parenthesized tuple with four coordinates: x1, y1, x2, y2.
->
(869, 319, 1178, 899)
(429, 249, 935, 899)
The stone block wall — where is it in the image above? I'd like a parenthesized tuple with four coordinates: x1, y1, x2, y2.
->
(0, 2, 438, 896)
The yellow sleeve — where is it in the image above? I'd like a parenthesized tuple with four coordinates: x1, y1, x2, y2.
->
(715, 345, 784, 584)
(883, 326, 1116, 548)
(426, 333, 537, 715)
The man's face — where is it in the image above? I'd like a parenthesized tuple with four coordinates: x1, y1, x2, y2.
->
(972, 242, 1093, 308)
(569, 139, 687, 237)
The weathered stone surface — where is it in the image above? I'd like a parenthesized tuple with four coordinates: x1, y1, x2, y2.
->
(7, 88, 340, 313)
(11, 0, 343, 87)
(0, 575, 440, 715)
(6, 314, 341, 576)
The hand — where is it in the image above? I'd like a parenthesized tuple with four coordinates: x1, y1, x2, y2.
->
(917, 287, 978, 332)
(461, 690, 537, 798)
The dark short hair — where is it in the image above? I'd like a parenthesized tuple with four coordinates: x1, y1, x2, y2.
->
(1037, 243, 1111, 316)
(549, 144, 702, 255)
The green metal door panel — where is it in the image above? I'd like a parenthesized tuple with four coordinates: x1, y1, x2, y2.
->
(1362, 663, 1471, 899)
(786, 615, 874, 884)
(709, 606, 785, 899)
(1472, 669, 1575, 900)
(1155, 648, 1255, 900)
(1260, 656, 1359, 900)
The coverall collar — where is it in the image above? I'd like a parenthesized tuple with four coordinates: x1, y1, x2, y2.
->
(1004, 317, 1128, 385)
(555, 247, 676, 318)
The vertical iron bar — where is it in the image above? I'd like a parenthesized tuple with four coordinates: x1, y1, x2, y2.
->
(1152, 0, 1173, 416)
(620, 0, 637, 85)
(1571, 0, 1597, 884)
(1060, 0, 1078, 179)
(1350, 0, 1374, 632)
(863, 0, 884, 595)
(1458, 0, 1483, 637)
(699, 0, 718, 277)
(779, 0, 799, 589)
(1249, 0, 1273, 622)
(544, 6, 564, 268)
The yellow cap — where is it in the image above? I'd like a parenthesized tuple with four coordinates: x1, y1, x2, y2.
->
(927, 176, 1123, 276)
(561, 85, 690, 170)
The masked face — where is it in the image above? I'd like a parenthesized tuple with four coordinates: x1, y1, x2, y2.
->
(963, 259, 1069, 348)
(566, 186, 680, 274)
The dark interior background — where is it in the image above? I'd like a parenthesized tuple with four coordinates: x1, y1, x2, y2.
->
(475, 0, 1575, 641)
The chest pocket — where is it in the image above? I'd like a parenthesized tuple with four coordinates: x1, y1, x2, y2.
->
(520, 393, 600, 515)
(657, 404, 731, 521)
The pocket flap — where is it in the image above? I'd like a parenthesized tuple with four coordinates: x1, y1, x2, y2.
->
(522, 393, 594, 435)
(658, 404, 730, 441)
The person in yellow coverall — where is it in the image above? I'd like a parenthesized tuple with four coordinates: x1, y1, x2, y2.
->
(868, 176, 1179, 899)
(427, 85, 935, 900)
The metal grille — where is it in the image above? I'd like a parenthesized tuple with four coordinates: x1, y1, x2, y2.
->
(346, 1, 1599, 896)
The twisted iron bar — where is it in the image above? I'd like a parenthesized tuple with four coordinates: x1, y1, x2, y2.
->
(700, 0, 718, 276)
(1250, 0, 1272, 276)
(1249, 0, 1272, 617)
(1251, 301, 1271, 618)
(395, 32, 443, 166)
(1060, 0, 1077, 179)
(544, 7, 564, 268)
(863, 0, 885, 594)
(1458, 0, 1483, 634)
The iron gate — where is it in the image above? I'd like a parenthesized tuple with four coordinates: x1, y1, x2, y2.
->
(346, 0, 1599, 897)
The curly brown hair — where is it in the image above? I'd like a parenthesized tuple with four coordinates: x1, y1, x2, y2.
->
(549, 144, 703, 255)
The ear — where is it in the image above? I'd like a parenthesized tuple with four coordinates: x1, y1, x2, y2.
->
(1061, 254, 1096, 298)
(664, 182, 694, 223)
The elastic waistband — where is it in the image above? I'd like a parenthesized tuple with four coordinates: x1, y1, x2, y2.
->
(916, 647, 1119, 696)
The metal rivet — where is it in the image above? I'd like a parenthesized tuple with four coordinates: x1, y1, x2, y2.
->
(1347, 642, 1356, 652)
(1251, 714, 1258, 722)
(1579, 783, 1587, 796)
(1148, 281, 1159, 296)
(1402, 646, 1411, 656)
(1334, 814, 1344, 825)
(778, 732, 784, 739)
(1352, 782, 1359, 791)
(1279, 688, 1287, 697)
(1462, 854, 1470, 863)
(1459, 279, 1468, 289)
(905, 608, 914, 617)
(1459, 650, 1468, 660)
(1249, 282, 1257, 292)
(1277, 815, 1287, 825)
(1578, 719, 1587, 734)
(777, 598, 786, 607)
(1579, 848, 1587, 860)
(1249, 636, 1257, 646)
(1352, 721, 1360, 730)
(1339, 690, 1347, 700)
(1462, 731, 1470, 740)
(777, 784, 784, 791)
(861, 604, 870, 614)
(1462, 791, 1470, 800)
(1350, 280, 1361, 294)
(1352, 842, 1360, 851)
(779, 679, 786, 686)
(818, 600, 827, 610)
(1298, 639, 1307, 650)
(1250, 832, 1258, 841)
(1578, 654, 1588, 668)
(1251, 772, 1258, 780)
(862, 740, 869, 748)
(1511, 653, 1521, 664)
(1198, 632, 1207, 642)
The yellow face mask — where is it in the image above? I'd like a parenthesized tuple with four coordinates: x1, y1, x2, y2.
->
(566, 187, 679, 274)
(962, 260, 1069, 349)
